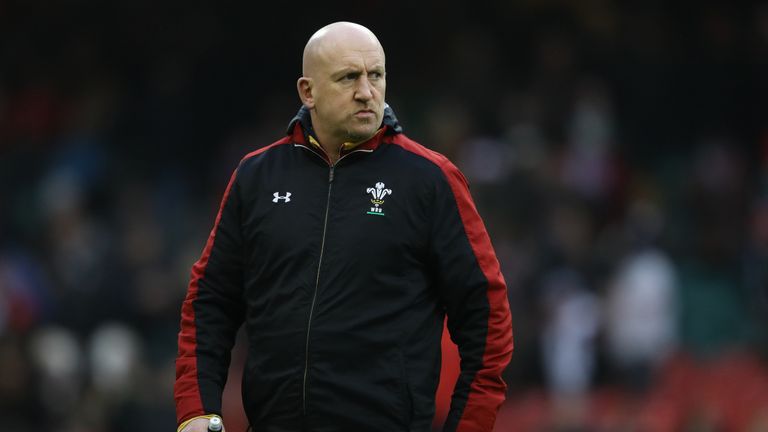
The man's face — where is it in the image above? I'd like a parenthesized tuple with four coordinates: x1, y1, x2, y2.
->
(310, 41, 386, 144)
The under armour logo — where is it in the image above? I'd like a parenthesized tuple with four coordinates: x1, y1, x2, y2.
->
(272, 192, 291, 203)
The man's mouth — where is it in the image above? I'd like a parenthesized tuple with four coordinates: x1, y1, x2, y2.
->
(355, 110, 375, 118)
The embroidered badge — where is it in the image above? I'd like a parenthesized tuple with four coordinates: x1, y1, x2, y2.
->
(366, 182, 391, 216)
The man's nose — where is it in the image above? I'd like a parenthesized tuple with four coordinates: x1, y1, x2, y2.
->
(355, 77, 373, 100)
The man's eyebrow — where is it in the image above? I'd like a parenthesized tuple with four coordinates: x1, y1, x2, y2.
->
(331, 64, 384, 78)
(335, 67, 360, 73)
(331, 67, 362, 78)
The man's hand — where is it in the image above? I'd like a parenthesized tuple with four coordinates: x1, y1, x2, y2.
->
(179, 417, 226, 432)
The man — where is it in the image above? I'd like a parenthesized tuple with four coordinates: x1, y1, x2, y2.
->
(175, 21, 513, 432)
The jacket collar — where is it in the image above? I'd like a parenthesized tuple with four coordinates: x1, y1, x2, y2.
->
(286, 104, 403, 157)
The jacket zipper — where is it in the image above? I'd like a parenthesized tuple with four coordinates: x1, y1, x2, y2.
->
(303, 164, 334, 416)
(296, 144, 373, 417)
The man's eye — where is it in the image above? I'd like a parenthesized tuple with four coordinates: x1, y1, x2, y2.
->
(342, 73, 357, 81)
(370, 72, 382, 79)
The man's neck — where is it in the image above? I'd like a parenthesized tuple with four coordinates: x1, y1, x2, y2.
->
(321, 141, 341, 164)
(307, 132, 341, 164)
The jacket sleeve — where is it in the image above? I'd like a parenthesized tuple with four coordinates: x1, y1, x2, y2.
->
(428, 161, 513, 432)
(174, 168, 246, 425)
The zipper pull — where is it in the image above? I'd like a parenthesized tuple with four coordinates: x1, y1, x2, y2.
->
(329, 166, 335, 183)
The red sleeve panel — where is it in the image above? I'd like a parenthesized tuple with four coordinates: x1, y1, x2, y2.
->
(391, 135, 514, 432)
(440, 162, 513, 432)
(175, 140, 289, 425)
(175, 167, 241, 424)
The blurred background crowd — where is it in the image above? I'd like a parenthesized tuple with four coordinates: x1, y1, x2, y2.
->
(2, 1, 768, 431)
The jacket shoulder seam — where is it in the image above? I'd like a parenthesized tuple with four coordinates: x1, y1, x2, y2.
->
(240, 136, 293, 164)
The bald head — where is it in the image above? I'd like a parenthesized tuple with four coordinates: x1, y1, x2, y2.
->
(302, 22, 385, 77)
(296, 22, 387, 155)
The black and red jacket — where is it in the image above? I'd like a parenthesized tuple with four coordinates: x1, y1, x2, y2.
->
(175, 106, 513, 432)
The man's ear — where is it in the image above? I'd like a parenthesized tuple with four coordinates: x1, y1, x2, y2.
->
(297, 77, 314, 108)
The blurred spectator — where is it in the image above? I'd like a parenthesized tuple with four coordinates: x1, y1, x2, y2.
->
(88, 322, 141, 397)
(28, 325, 84, 424)
(540, 268, 600, 431)
(559, 77, 621, 205)
(604, 199, 678, 394)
